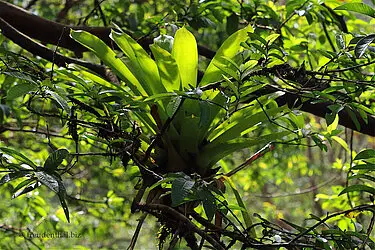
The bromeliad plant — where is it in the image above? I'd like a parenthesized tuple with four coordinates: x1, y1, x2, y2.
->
(68, 25, 292, 245)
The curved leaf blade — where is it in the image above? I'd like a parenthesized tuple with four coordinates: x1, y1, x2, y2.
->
(354, 149, 375, 161)
(172, 27, 198, 89)
(111, 31, 165, 95)
(339, 184, 375, 196)
(44, 149, 69, 171)
(199, 25, 254, 87)
(354, 34, 375, 58)
(150, 44, 180, 92)
(0, 147, 37, 169)
(7, 82, 38, 100)
(335, 3, 375, 18)
(70, 30, 145, 95)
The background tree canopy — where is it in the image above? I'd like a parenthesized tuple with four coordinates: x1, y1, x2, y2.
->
(0, 0, 375, 249)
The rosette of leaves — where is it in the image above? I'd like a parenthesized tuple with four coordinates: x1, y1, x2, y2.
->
(69, 25, 291, 223)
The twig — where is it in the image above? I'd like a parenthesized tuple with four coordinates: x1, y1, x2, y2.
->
(254, 176, 339, 198)
(289, 204, 375, 244)
(138, 203, 225, 250)
(127, 213, 147, 250)
(223, 143, 275, 178)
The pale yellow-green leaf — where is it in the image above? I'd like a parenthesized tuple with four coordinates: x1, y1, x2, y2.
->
(150, 45, 181, 92)
(199, 25, 254, 87)
(332, 136, 349, 152)
(110, 31, 165, 95)
(172, 27, 198, 89)
(327, 114, 339, 133)
(70, 30, 146, 95)
(265, 34, 280, 45)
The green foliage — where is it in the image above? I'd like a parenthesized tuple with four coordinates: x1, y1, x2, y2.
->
(1, 0, 375, 249)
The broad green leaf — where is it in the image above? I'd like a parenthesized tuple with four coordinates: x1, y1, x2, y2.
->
(44, 149, 69, 171)
(351, 163, 375, 170)
(214, 62, 239, 80)
(332, 136, 349, 152)
(198, 131, 290, 168)
(171, 175, 195, 207)
(78, 68, 127, 92)
(0, 147, 37, 169)
(70, 30, 145, 95)
(354, 149, 375, 161)
(7, 82, 38, 100)
(200, 25, 254, 87)
(166, 96, 183, 117)
(111, 31, 165, 95)
(35, 171, 70, 222)
(327, 114, 339, 133)
(36, 171, 60, 193)
(265, 34, 280, 45)
(222, 176, 256, 237)
(345, 106, 361, 131)
(154, 34, 174, 52)
(46, 90, 70, 113)
(335, 3, 375, 18)
(150, 44, 180, 92)
(2, 71, 38, 85)
(354, 34, 375, 58)
(13, 178, 37, 193)
(339, 184, 375, 196)
(349, 174, 375, 183)
(12, 182, 41, 199)
(196, 187, 216, 221)
(209, 106, 285, 144)
(179, 115, 200, 156)
(172, 27, 198, 89)
(0, 172, 28, 186)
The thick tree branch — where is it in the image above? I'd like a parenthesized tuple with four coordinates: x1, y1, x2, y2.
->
(276, 92, 375, 137)
(0, 17, 109, 79)
(0, 1, 215, 59)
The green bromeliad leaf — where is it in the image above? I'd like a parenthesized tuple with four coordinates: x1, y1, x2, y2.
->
(110, 31, 166, 95)
(172, 26, 198, 90)
(197, 131, 290, 168)
(199, 25, 254, 88)
(150, 44, 181, 92)
(70, 30, 146, 96)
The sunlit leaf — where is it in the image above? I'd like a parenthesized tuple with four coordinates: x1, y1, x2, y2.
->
(0, 172, 28, 186)
(172, 27, 198, 89)
(335, 3, 375, 18)
(111, 31, 165, 95)
(150, 45, 180, 92)
(70, 30, 145, 95)
(0, 147, 37, 169)
(200, 25, 254, 87)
